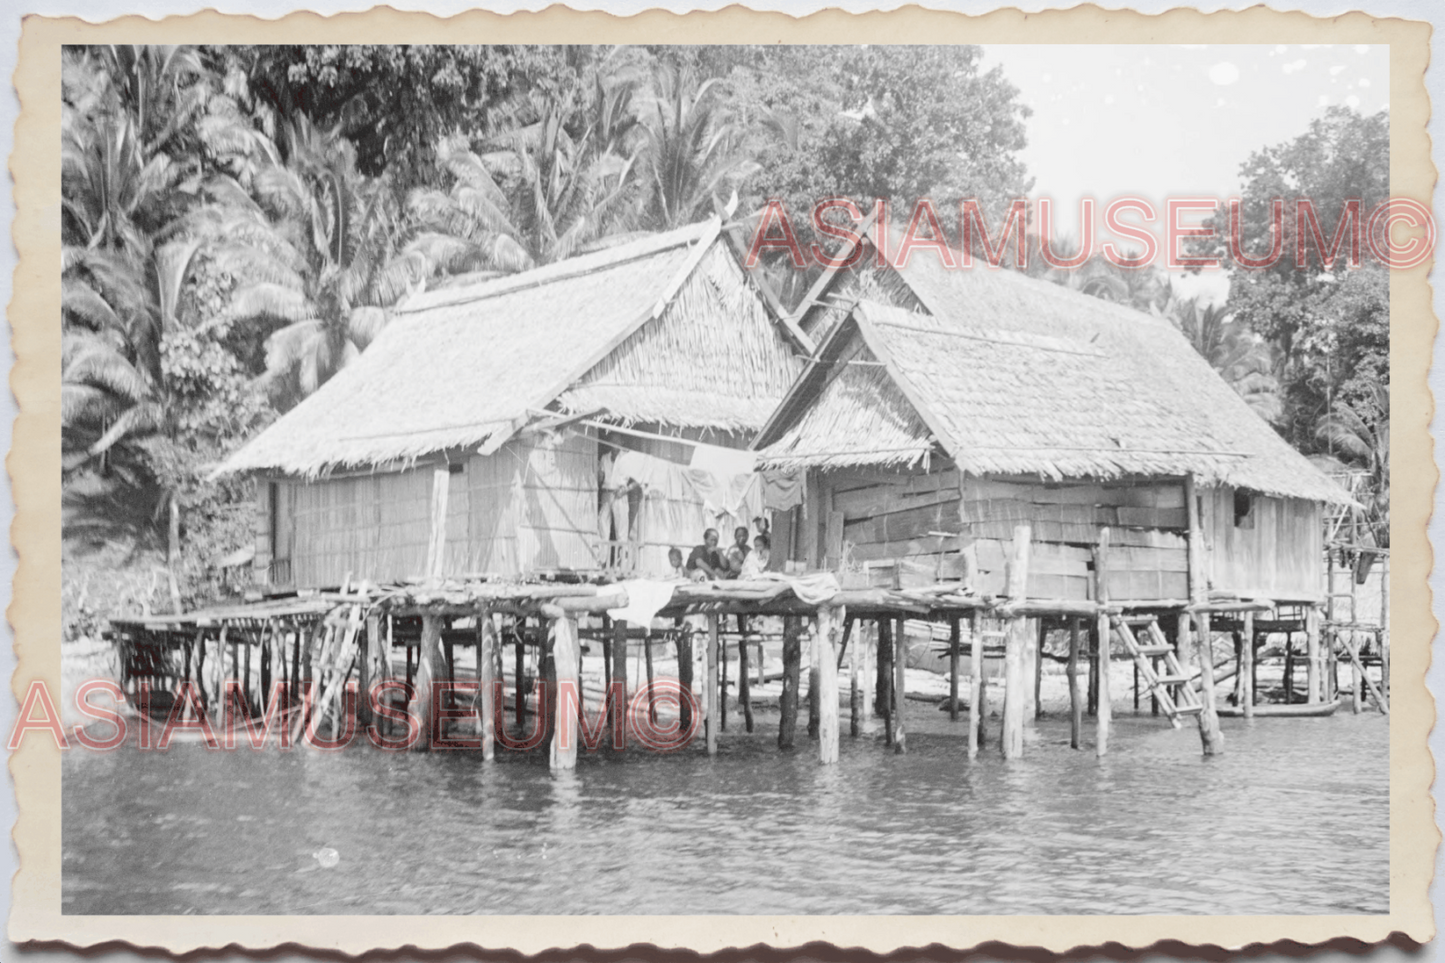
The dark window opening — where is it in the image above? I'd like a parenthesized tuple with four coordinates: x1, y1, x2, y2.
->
(1233, 489, 1255, 529)
(448, 462, 464, 475)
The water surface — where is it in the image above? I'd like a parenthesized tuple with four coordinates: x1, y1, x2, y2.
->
(62, 705, 1388, 915)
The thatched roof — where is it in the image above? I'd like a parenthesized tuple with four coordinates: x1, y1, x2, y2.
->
(755, 249, 1351, 505)
(221, 219, 803, 478)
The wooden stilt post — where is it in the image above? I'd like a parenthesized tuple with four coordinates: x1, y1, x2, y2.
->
(1086, 622, 1098, 716)
(413, 615, 443, 751)
(1305, 606, 1321, 704)
(877, 617, 894, 746)
(1241, 612, 1255, 719)
(1351, 626, 1364, 713)
(1031, 619, 1043, 722)
(1068, 617, 1083, 749)
(779, 616, 801, 750)
(720, 631, 729, 733)
(479, 609, 497, 761)
(514, 624, 527, 728)
(1288, 627, 1300, 702)
(611, 618, 628, 740)
(807, 630, 820, 740)
(948, 617, 961, 721)
(645, 634, 658, 727)
(242, 633, 254, 715)
(969, 610, 984, 759)
(1183, 475, 1220, 753)
(677, 625, 694, 735)
(359, 612, 377, 728)
(893, 613, 908, 754)
(817, 605, 841, 765)
(850, 617, 863, 737)
(860, 619, 874, 733)
(1001, 524, 1032, 760)
(706, 614, 720, 756)
(550, 615, 580, 771)
(1195, 611, 1224, 755)
(1094, 527, 1112, 757)
(738, 617, 753, 733)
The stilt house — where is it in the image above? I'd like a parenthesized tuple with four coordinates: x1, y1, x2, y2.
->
(752, 231, 1352, 608)
(220, 219, 805, 587)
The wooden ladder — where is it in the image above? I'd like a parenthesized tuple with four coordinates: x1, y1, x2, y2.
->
(1112, 615, 1202, 728)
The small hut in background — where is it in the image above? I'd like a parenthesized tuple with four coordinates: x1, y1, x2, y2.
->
(219, 218, 805, 586)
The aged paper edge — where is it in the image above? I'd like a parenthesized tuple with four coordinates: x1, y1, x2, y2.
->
(9, 3, 1436, 953)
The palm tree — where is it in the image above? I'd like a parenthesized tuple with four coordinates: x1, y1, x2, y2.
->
(637, 65, 756, 231)
(204, 116, 425, 407)
(409, 70, 644, 279)
(1164, 295, 1284, 425)
(60, 49, 210, 463)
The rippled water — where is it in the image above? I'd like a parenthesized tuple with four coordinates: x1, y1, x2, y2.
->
(62, 705, 1388, 916)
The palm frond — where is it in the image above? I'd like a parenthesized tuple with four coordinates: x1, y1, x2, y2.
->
(62, 279, 122, 331)
(227, 282, 314, 324)
(90, 400, 166, 455)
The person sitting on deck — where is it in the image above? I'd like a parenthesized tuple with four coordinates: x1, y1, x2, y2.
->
(686, 528, 725, 581)
(724, 526, 751, 577)
(667, 546, 687, 580)
(739, 534, 770, 579)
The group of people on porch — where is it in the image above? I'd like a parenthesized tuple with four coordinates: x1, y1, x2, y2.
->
(667, 522, 771, 582)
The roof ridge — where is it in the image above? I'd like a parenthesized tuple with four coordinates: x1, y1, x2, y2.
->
(395, 219, 718, 315)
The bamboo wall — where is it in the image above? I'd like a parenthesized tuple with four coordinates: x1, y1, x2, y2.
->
(792, 467, 1324, 603)
(264, 432, 601, 588)
(1202, 487, 1323, 602)
(798, 467, 1193, 601)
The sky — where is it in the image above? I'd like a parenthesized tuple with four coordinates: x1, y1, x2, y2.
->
(978, 44, 1390, 301)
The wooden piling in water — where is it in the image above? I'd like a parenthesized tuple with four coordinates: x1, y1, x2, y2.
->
(1241, 611, 1255, 720)
(779, 616, 802, 750)
(706, 614, 720, 756)
(737, 619, 753, 733)
(843, 615, 855, 734)
(1194, 612, 1224, 755)
(1068, 617, 1082, 749)
(514, 625, 527, 728)
(948, 617, 961, 722)
(877, 617, 894, 746)
(1001, 525, 1032, 760)
(413, 615, 443, 751)
(611, 618, 628, 741)
(1031, 619, 1043, 722)
(1305, 606, 1321, 703)
(807, 636, 820, 740)
(645, 634, 659, 727)
(1094, 527, 1112, 757)
(817, 606, 841, 765)
(550, 615, 580, 771)
(1312, 607, 1323, 696)
(677, 626, 694, 735)
(892, 615, 907, 755)
(479, 610, 497, 761)
(968, 611, 984, 758)
(359, 613, 377, 728)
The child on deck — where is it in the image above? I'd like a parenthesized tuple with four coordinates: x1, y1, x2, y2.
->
(738, 534, 770, 579)
(724, 526, 751, 578)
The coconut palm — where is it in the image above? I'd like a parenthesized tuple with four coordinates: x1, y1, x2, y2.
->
(60, 50, 212, 463)
(409, 70, 644, 280)
(637, 65, 757, 231)
(1164, 295, 1284, 425)
(204, 116, 427, 408)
